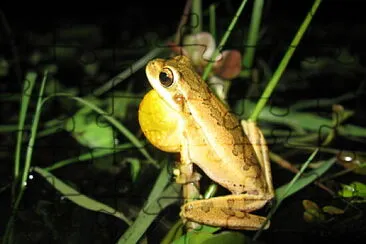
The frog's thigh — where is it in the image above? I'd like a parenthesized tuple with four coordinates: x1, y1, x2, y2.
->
(241, 120, 274, 198)
(181, 195, 271, 230)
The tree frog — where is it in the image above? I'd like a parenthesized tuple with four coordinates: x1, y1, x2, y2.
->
(138, 55, 274, 230)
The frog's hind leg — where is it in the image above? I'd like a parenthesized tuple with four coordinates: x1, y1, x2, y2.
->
(180, 194, 272, 230)
(241, 120, 275, 199)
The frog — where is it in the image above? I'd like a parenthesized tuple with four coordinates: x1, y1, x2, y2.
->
(138, 55, 274, 230)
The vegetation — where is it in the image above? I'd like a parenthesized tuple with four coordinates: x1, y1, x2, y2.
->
(1, 0, 366, 243)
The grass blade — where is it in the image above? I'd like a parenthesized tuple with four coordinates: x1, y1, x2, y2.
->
(254, 150, 335, 240)
(275, 156, 336, 199)
(4, 72, 47, 244)
(250, 0, 323, 122)
(202, 0, 249, 80)
(14, 72, 36, 193)
(242, 0, 264, 69)
(117, 162, 180, 243)
(33, 166, 132, 225)
(42, 93, 158, 167)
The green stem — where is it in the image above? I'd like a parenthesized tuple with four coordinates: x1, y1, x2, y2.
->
(13, 72, 36, 199)
(253, 148, 320, 240)
(92, 46, 166, 97)
(242, 0, 264, 69)
(4, 72, 48, 244)
(44, 143, 136, 171)
(209, 4, 216, 39)
(202, 0, 249, 80)
(249, 0, 323, 122)
(19, 73, 48, 189)
(191, 0, 202, 34)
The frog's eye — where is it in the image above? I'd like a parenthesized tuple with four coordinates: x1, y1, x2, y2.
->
(159, 68, 174, 87)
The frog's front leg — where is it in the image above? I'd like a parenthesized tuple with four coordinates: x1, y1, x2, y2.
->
(165, 134, 200, 231)
(180, 193, 272, 230)
(174, 162, 202, 203)
(174, 162, 201, 188)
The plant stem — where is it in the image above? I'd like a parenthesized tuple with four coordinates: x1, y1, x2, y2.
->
(242, 0, 264, 69)
(13, 72, 36, 199)
(249, 0, 323, 122)
(191, 0, 202, 34)
(4, 72, 48, 244)
(209, 4, 217, 39)
(202, 0, 249, 81)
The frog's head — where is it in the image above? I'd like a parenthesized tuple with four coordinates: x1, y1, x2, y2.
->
(145, 55, 196, 112)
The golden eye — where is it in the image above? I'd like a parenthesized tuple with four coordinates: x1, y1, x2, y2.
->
(159, 68, 174, 87)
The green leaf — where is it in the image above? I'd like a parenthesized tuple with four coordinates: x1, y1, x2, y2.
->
(302, 199, 320, 211)
(276, 157, 336, 200)
(303, 211, 326, 223)
(171, 225, 220, 244)
(44, 143, 135, 171)
(65, 109, 115, 148)
(161, 220, 185, 244)
(33, 166, 132, 225)
(124, 158, 141, 182)
(235, 100, 366, 138)
(43, 93, 158, 167)
(322, 205, 345, 215)
(302, 200, 326, 223)
(338, 181, 366, 198)
(174, 230, 248, 244)
(105, 91, 141, 120)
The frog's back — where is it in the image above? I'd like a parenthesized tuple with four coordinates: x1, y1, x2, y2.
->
(170, 55, 268, 195)
(183, 89, 268, 195)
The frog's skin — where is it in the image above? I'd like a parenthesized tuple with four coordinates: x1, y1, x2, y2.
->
(138, 55, 274, 230)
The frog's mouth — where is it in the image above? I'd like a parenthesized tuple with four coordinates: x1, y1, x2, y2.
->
(145, 59, 163, 81)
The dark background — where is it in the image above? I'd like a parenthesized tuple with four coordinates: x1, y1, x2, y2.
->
(1, 0, 366, 243)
